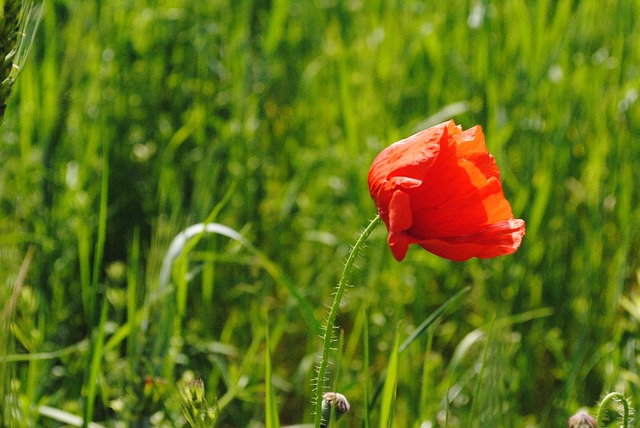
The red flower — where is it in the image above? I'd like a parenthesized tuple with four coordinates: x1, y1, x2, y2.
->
(368, 120, 525, 262)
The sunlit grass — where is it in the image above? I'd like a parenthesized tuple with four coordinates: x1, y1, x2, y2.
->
(2, 0, 640, 426)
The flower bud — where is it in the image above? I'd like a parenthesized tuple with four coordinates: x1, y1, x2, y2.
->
(567, 411, 597, 428)
(321, 392, 350, 427)
(179, 377, 218, 427)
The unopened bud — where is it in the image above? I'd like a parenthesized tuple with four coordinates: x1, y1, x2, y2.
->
(568, 411, 597, 428)
(321, 392, 350, 427)
(179, 377, 218, 427)
(183, 378, 206, 404)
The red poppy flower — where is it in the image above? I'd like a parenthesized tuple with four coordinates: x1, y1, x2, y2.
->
(368, 119, 525, 262)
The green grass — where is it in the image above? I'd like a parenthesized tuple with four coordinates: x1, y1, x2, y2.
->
(2, 0, 640, 426)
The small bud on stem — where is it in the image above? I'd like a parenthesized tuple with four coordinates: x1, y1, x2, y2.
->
(320, 392, 350, 428)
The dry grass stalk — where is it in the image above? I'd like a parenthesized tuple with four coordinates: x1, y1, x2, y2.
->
(1, 0, 42, 123)
(1, 0, 22, 121)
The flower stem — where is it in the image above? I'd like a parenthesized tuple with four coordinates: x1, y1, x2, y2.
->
(314, 215, 381, 428)
(597, 391, 630, 428)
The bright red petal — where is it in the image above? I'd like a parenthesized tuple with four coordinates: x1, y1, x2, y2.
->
(418, 219, 526, 261)
(407, 124, 513, 238)
(388, 231, 410, 261)
(388, 190, 413, 232)
(368, 123, 445, 203)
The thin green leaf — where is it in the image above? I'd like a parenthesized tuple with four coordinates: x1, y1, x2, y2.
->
(379, 328, 400, 428)
(399, 286, 471, 353)
(363, 305, 371, 428)
(265, 324, 280, 428)
(370, 286, 471, 410)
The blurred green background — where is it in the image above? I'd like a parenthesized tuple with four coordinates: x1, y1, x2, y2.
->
(2, 0, 640, 426)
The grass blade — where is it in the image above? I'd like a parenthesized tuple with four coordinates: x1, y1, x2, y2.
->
(369, 286, 471, 410)
(265, 322, 280, 428)
(468, 317, 494, 425)
(399, 286, 471, 353)
(83, 295, 109, 427)
(39, 405, 105, 428)
(379, 328, 400, 428)
(363, 305, 371, 428)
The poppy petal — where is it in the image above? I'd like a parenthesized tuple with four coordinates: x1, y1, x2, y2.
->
(388, 190, 413, 232)
(417, 219, 526, 261)
(388, 231, 411, 261)
(368, 123, 444, 200)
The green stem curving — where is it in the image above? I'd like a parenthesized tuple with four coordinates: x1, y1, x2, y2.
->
(313, 215, 381, 427)
(597, 391, 629, 428)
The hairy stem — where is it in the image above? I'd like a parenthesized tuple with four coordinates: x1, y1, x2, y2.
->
(313, 215, 381, 427)
(597, 391, 630, 428)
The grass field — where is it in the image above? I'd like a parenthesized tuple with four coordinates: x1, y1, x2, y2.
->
(2, 0, 640, 426)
